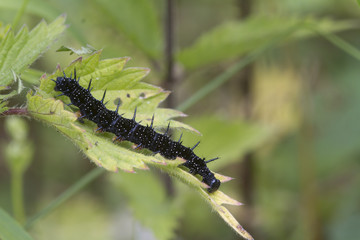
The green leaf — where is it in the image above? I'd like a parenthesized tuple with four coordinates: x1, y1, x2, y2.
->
(147, 159, 253, 239)
(20, 68, 44, 85)
(183, 116, 274, 170)
(177, 16, 358, 69)
(0, 84, 15, 113)
(0, 0, 61, 22)
(0, 15, 66, 86)
(0, 208, 34, 240)
(93, 0, 163, 59)
(0, 0, 87, 44)
(30, 193, 112, 240)
(0, 86, 9, 90)
(56, 45, 97, 55)
(0, 23, 11, 39)
(0, 90, 17, 100)
(110, 171, 182, 240)
(198, 189, 253, 240)
(0, 100, 9, 114)
(28, 51, 252, 239)
(11, 0, 29, 30)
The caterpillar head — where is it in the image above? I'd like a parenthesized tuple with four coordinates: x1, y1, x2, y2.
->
(204, 176, 221, 193)
(53, 70, 79, 93)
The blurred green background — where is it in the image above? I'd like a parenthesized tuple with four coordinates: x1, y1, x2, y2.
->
(1, 0, 360, 239)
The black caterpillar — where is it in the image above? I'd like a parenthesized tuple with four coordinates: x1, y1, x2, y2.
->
(52, 70, 221, 193)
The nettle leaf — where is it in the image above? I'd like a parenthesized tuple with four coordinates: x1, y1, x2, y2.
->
(184, 116, 274, 170)
(0, 100, 9, 114)
(177, 16, 358, 69)
(56, 44, 97, 55)
(0, 85, 14, 113)
(198, 189, 253, 240)
(94, 0, 163, 59)
(109, 171, 182, 240)
(0, 208, 34, 240)
(0, 15, 66, 86)
(20, 68, 45, 85)
(28, 51, 253, 239)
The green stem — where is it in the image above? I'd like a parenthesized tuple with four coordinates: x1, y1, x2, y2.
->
(317, 29, 360, 61)
(12, 0, 29, 29)
(12, 171, 25, 224)
(25, 167, 105, 229)
(176, 22, 302, 112)
(177, 55, 256, 112)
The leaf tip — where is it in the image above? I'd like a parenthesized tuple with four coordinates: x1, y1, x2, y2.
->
(59, 13, 67, 19)
(56, 64, 62, 71)
(40, 73, 47, 81)
(123, 168, 135, 173)
(95, 162, 103, 168)
(70, 56, 83, 66)
(142, 67, 151, 76)
(236, 225, 254, 240)
(139, 164, 149, 170)
(175, 157, 187, 164)
(234, 201, 244, 206)
(123, 56, 131, 63)
(216, 174, 234, 183)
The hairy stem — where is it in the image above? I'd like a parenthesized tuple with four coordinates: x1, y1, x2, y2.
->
(1, 108, 28, 117)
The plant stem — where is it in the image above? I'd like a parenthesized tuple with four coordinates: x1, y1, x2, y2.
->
(237, 1, 256, 237)
(176, 55, 252, 112)
(316, 28, 360, 60)
(12, 171, 26, 224)
(25, 167, 105, 229)
(12, 0, 29, 29)
(299, 81, 324, 240)
(164, 0, 176, 107)
(0, 108, 28, 117)
(162, 0, 176, 197)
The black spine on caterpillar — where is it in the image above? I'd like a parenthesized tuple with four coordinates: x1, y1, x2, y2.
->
(53, 70, 221, 193)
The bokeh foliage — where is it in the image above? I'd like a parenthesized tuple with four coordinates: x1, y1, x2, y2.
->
(1, 0, 360, 240)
